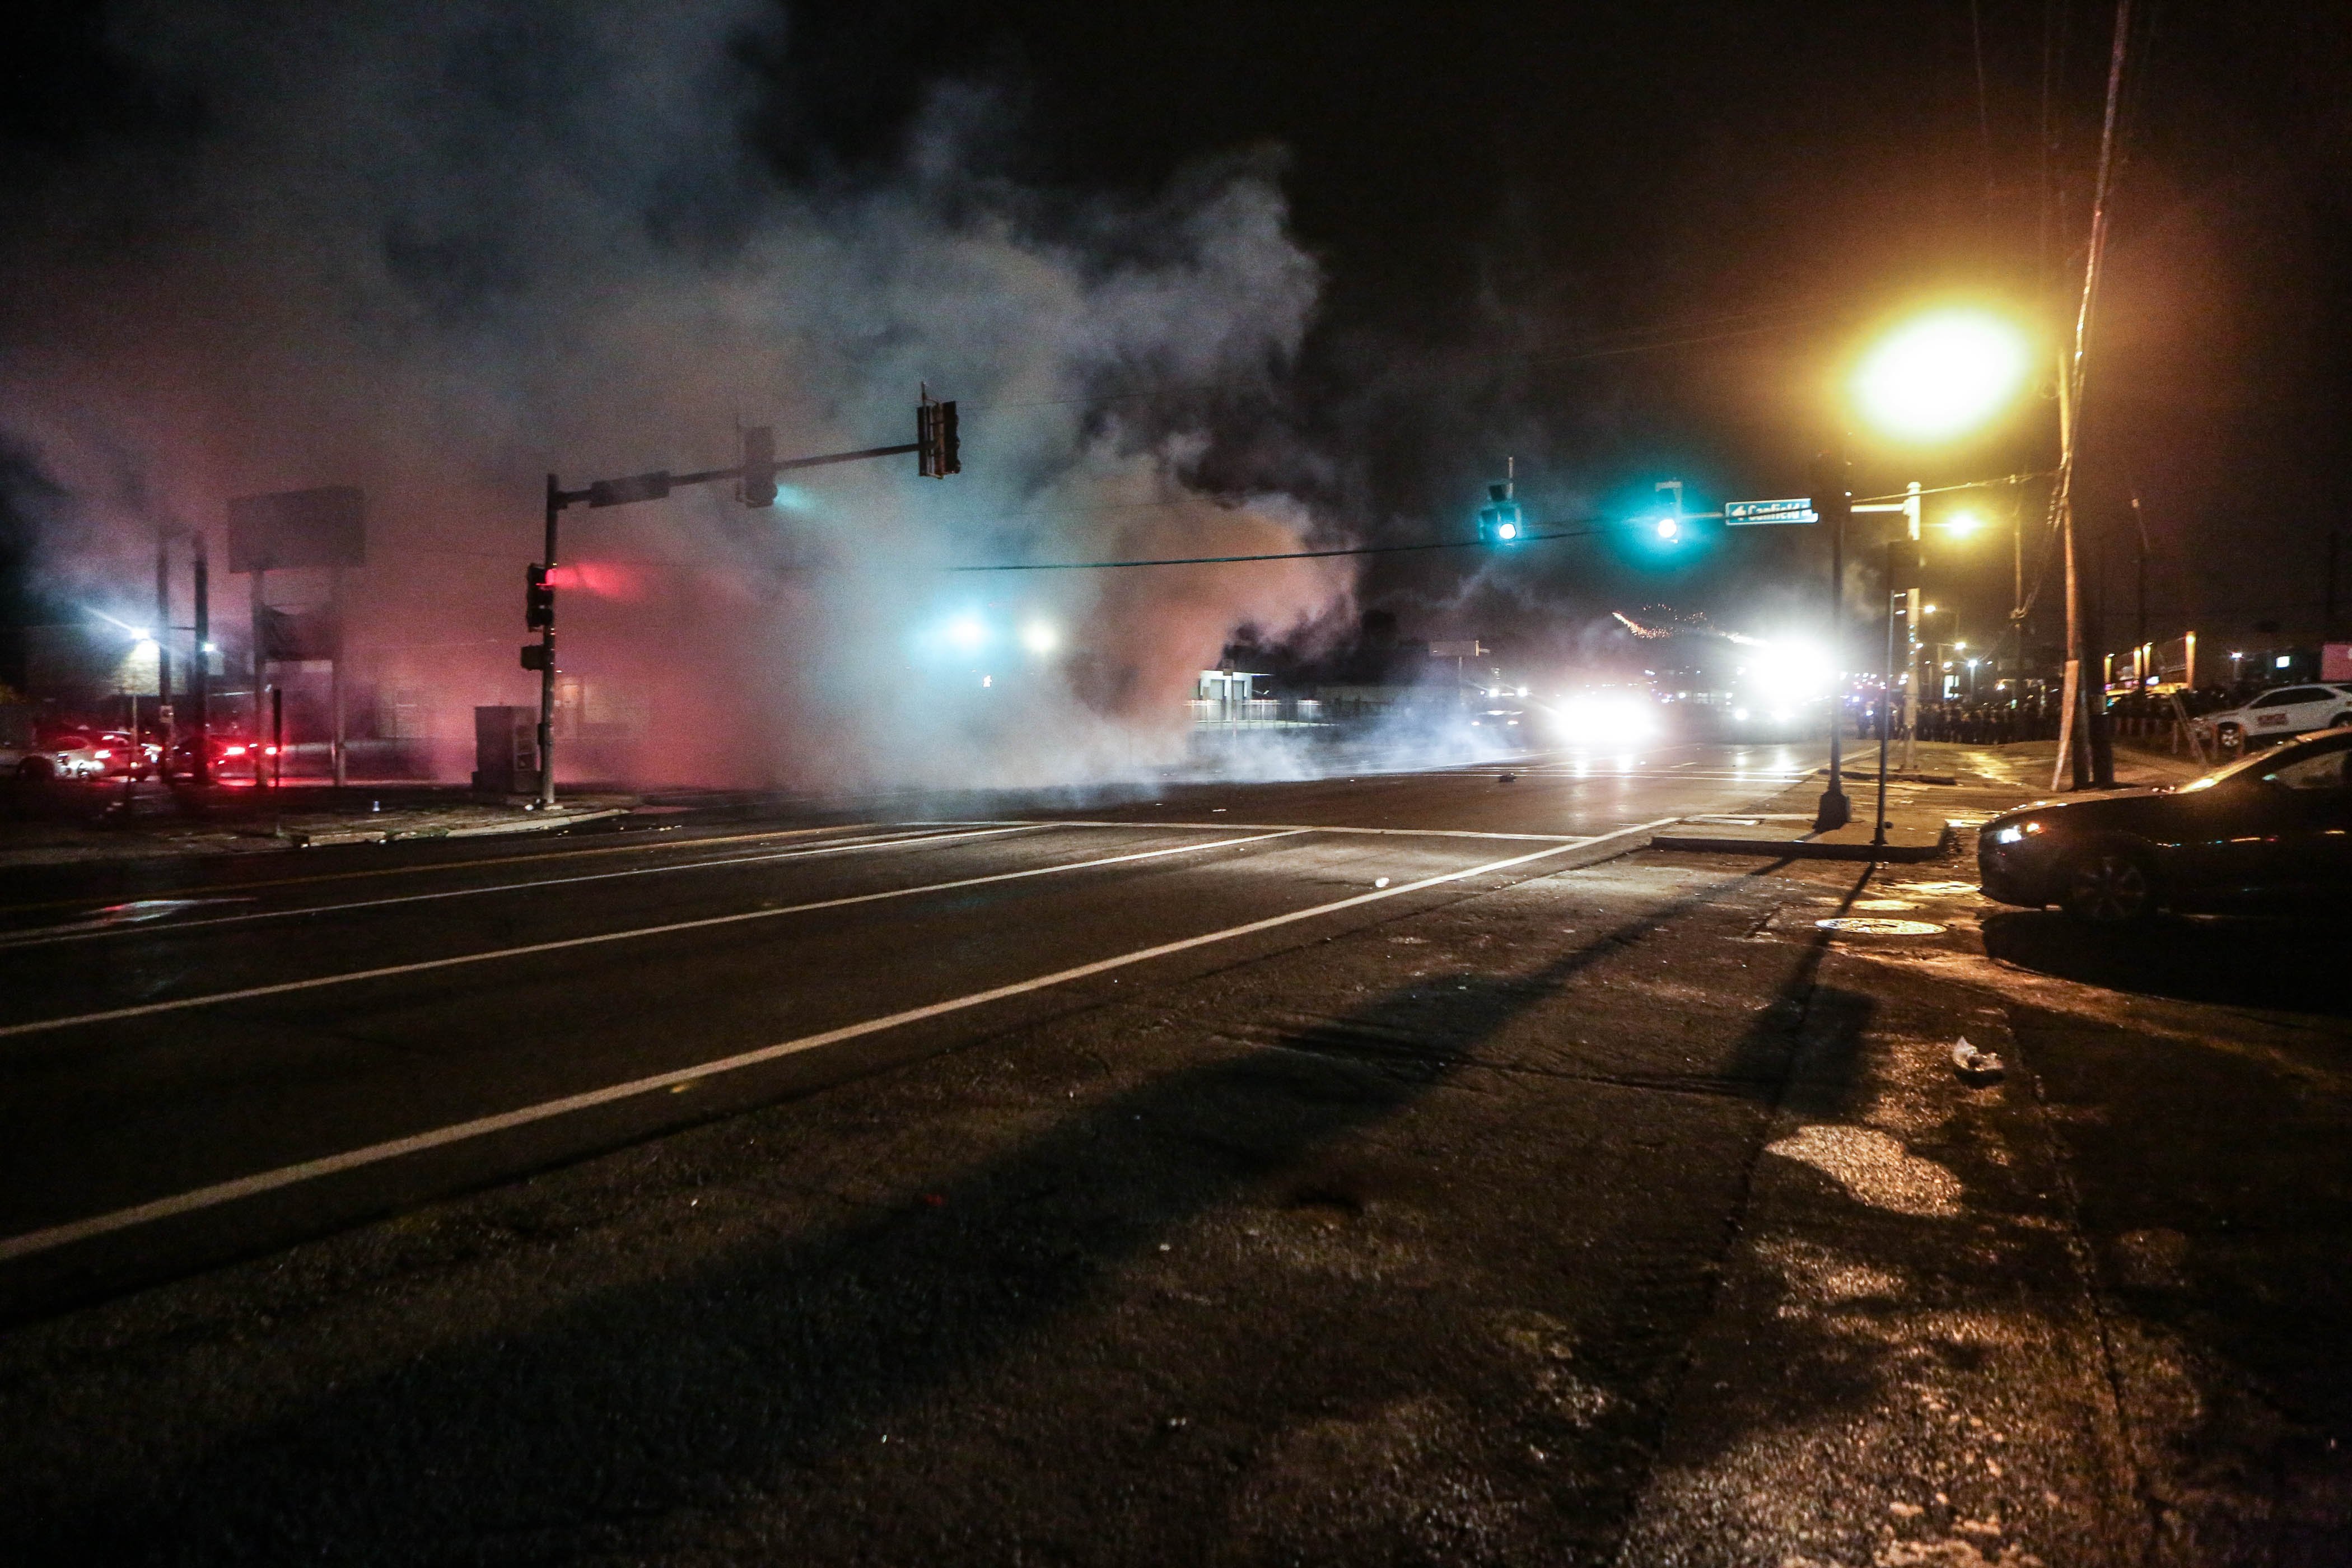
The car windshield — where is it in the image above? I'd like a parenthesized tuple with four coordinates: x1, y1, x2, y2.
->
(2181, 737, 2334, 792)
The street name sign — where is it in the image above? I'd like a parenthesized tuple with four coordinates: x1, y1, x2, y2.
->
(1725, 497, 1818, 526)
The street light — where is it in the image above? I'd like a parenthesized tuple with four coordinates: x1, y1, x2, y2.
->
(1851, 310, 2032, 444)
(1818, 304, 2031, 844)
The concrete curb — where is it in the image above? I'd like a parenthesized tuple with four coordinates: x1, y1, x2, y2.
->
(1815, 768, 1960, 786)
(287, 808, 625, 849)
(1650, 820, 1956, 864)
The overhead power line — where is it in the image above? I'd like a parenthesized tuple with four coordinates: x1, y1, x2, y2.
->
(945, 519, 1617, 572)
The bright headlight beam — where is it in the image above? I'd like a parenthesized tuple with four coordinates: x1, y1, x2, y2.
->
(1020, 622, 1058, 655)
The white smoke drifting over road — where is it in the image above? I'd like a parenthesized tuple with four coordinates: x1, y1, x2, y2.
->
(0, 1, 1352, 787)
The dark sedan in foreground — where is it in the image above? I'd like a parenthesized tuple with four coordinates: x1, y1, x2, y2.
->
(1980, 727, 2352, 924)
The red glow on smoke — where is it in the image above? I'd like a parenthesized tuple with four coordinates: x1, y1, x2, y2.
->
(545, 561, 645, 601)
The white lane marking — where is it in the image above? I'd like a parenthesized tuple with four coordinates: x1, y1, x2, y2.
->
(0, 818, 1072, 921)
(0, 825, 1050, 949)
(1026, 820, 1592, 843)
(0, 816, 1674, 1264)
(0, 831, 1313, 1039)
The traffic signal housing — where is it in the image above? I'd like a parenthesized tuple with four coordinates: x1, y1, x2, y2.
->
(741, 425, 777, 508)
(918, 398, 960, 478)
(524, 563, 555, 630)
(1477, 483, 1523, 545)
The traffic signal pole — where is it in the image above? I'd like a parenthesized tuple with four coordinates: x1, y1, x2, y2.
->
(1811, 451, 1852, 833)
(525, 395, 956, 809)
(534, 474, 562, 810)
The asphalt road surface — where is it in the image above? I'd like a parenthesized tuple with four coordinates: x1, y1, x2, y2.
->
(0, 739, 1818, 1315)
(8, 738, 2339, 1565)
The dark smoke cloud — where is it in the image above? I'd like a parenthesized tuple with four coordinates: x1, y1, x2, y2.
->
(0, 0, 1352, 786)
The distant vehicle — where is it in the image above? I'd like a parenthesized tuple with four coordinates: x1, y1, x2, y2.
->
(0, 705, 35, 777)
(15, 724, 117, 781)
(2196, 683, 2352, 755)
(164, 730, 283, 780)
(91, 730, 160, 778)
(1978, 726, 2352, 924)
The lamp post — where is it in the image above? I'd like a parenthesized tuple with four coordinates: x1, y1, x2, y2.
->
(1841, 307, 2032, 799)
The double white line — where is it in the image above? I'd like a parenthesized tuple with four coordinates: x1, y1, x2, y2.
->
(0, 818, 1673, 1263)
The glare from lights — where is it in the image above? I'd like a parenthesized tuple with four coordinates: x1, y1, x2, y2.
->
(1943, 509, 1984, 537)
(943, 614, 990, 653)
(202, 641, 218, 654)
(1655, 517, 1680, 542)
(1019, 622, 1059, 655)
(1496, 520, 1520, 541)
(1554, 692, 1658, 744)
(1852, 309, 2032, 442)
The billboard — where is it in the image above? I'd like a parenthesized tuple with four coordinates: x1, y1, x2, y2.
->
(227, 487, 366, 573)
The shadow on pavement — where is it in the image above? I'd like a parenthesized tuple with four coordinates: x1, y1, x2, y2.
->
(10, 865, 1873, 1562)
(1982, 909, 2352, 1019)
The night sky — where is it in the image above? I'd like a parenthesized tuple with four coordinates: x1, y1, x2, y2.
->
(3, 1, 2345, 684)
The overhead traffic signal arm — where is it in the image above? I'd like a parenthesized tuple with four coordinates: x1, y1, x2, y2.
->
(549, 393, 959, 520)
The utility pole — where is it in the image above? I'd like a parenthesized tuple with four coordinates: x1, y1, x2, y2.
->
(2326, 530, 2340, 642)
(1901, 482, 1921, 773)
(154, 530, 174, 778)
(2052, 0, 2132, 790)
(2131, 491, 2149, 664)
(249, 564, 268, 790)
(192, 535, 212, 787)
(532, 474, 561, 810)
(2010, 494, 2025, 716)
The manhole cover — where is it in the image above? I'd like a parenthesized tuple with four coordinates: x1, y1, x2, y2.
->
(1816, 917, 1945, 936)
(1850, 898, 1919, 911)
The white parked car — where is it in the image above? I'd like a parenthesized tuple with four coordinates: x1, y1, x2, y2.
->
(2198, 683, 2352, 755)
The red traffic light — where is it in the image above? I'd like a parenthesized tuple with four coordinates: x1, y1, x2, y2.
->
(524, 563, 555, 630)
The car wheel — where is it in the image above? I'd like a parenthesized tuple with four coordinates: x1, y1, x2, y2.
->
(2060, 841, 2159, 926)
(2216, 724, 2243, 757)
(2332, 713, 2352, 732)
(16, 757, 53, 781)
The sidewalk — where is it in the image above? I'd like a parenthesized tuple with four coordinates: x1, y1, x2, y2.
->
(1631, 820, 2352, 1565)
(1655, 739, 2208, 864)
(0, 780, 638, 868)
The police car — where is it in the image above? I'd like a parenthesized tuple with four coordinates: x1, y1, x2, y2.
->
(2198, 683, 2352, 755)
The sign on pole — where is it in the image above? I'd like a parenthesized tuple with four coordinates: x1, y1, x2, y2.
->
(1429, 640, 1484, 659)
(1724, 497, 1818, 526)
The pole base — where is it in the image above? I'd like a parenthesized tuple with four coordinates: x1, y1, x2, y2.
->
(1813, 787, 1852, 833)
